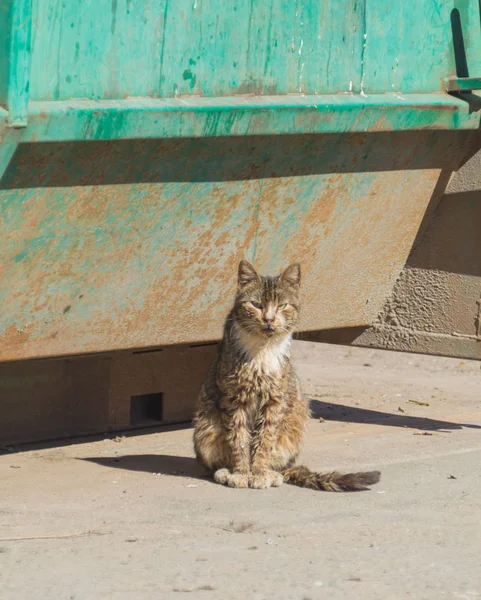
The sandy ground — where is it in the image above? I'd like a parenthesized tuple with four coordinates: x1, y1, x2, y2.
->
(1, 341, 481, 600)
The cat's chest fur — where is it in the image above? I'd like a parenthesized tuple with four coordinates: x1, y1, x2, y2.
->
(220, 327, 291, 415)
(234, 326, 291, 377)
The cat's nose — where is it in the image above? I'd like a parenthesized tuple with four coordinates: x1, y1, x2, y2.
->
(264, 317, 274, 324)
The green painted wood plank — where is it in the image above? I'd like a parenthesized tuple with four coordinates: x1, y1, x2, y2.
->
(159, 0, 363, 97)
(5, 0, 32, 126)
(30, 0, 363, 100)
(364, 0, 455, 94)
(25, 0, 481, 103)
(29, 0, 167, 101)
(0, 2, 13, 106)
(21, 94, 480, 142)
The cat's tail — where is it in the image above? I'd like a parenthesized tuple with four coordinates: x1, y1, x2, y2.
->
(281, 465, 380, 492)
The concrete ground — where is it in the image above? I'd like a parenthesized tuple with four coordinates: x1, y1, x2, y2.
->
(1, 341, 481, 600)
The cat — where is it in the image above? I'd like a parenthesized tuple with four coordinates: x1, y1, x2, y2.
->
(193, 260, 380, 491)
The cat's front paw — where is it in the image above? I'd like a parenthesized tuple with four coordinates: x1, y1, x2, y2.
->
(213, 468, 230, 485)
(249, 469, 284, 489)
(227, 472, 249, 488)
(213, 469, 249, 488)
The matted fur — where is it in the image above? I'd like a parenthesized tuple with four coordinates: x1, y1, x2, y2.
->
(193, 261, 380, 491)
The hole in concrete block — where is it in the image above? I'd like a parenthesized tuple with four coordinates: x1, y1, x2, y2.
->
(130, 393, 164, 425)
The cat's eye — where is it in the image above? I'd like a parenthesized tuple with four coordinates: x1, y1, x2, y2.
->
(249, 301, 262, 309)
(278, 303, 288, 310)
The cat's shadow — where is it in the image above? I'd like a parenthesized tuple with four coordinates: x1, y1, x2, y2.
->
(80, 454, 208, 480)
(309, 399, 481, 431)
(79, 400, 480, 477)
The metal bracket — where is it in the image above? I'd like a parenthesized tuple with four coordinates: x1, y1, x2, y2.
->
(445, 76, 481, 92)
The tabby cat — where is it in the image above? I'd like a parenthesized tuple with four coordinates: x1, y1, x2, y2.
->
(193, 260, 380, 491)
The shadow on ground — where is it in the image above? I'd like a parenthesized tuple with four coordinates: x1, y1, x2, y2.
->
(0, 422, 192, 455)
(309, 399, 481, 431)
(80, 454, 208, 480)
(80, 401, 481, 478)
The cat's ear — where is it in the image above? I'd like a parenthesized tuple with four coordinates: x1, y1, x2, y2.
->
(238, 260, 259, 288)
(280, 263, 301, 288)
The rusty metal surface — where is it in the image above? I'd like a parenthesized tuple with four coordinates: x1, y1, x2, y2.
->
(0, 131, 475, 362)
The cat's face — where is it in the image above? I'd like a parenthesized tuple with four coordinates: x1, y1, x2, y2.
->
(233, 260, 301, 338)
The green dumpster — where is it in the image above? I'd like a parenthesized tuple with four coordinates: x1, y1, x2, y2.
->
(1, 1, 481, 441)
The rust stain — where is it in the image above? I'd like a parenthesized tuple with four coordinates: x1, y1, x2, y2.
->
(369, 115, 389, 133)
(0, 133, 468, 361)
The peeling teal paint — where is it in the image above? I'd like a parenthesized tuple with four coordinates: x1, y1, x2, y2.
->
(1, 130, 476, 360)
